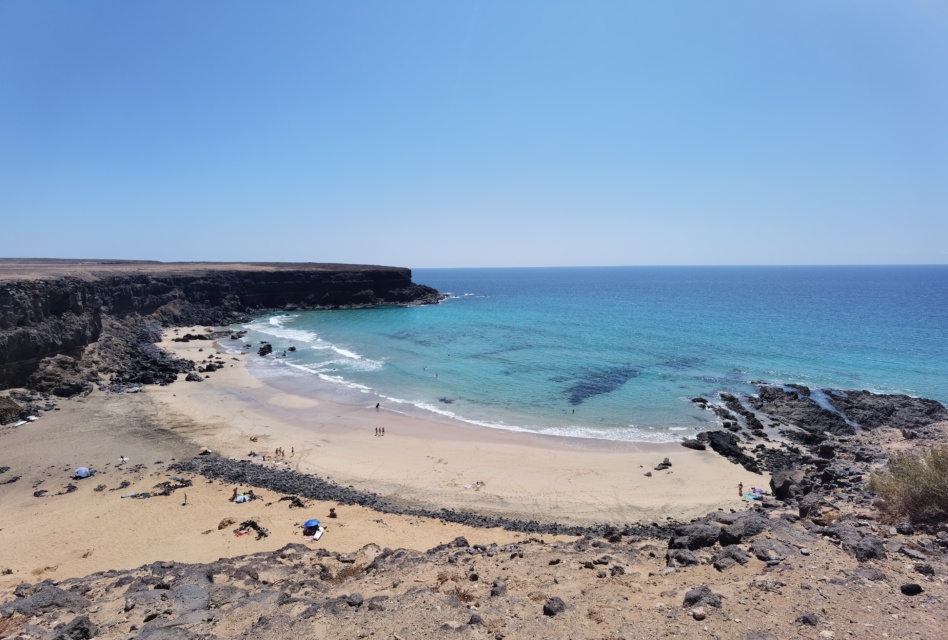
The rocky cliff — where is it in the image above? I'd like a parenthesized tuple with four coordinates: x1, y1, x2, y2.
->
(0, 260, 442, 390)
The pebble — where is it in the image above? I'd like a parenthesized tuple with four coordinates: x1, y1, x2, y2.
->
(691, 607, 706, 621)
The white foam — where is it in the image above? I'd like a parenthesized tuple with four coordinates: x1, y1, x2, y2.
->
(330, 346, 362, 360)
(374, 397, 687, 444)
(245, 316, 319, 344)
(244, 316, 383, 371)
(277, 361, 376, 393)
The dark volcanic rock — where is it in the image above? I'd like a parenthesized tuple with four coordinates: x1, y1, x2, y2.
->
(102, 318, 194, 387)
(0, 261, 444, 390)
(682, 585, 722, 608)
(666, 548, 701, 567)
(712, 545, 750, 569)
(854, 567, 887, 582)
(0, 394, 22, 424)
(796, 612, 819, 626)
(827, 390, 948, 431)
(543, 596, 566, 616)
(720, 393, 767, 431)
(900, 583, 924, 596)
(27, 354, 96, 397)
(770, 467, 805, 501)
(669, 523, 721, 550)
(490, 579, 507, 597)
(52, 615, 97, 640)
(749, 385, 853, 438)
(698, 430, 762, 474)
(169, 456, 675, 539)
(0, 585, 90, 617)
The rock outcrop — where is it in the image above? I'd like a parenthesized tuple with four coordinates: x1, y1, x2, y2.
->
(0, 260, 443, 389)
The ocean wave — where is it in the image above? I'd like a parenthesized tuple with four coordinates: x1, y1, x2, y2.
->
(245, 316, 319, 344)
(245, 315, 383, 371)
(244, 359, 309, 379)
(330, 345, 363, 360)
(279, 361, 375, 392)
(373, 397, 687, 443)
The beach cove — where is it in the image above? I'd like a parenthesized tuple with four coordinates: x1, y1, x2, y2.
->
(156, 327, 762, 525)
(0, 325, 759, 590)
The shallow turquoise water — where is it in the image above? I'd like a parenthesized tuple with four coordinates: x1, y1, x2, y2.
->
(231, 266, 948, 443)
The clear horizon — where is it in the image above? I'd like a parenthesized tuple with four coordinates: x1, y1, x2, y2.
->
(3, 259, 947, 270)
(2, 2, 946, 268)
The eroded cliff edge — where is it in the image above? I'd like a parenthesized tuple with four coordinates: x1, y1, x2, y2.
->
(0, 259, 443, 390)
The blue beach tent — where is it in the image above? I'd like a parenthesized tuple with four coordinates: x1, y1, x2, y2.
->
(304, 519, 321, 528)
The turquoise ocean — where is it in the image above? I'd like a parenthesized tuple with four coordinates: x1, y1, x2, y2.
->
(229, 266, 948, 443)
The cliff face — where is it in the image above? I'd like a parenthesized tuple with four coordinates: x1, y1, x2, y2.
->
(0, 261, 442, 389)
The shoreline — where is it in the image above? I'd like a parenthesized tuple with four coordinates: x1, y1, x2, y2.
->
(0, 325, 763, 591)
(151, 327, 764, 526)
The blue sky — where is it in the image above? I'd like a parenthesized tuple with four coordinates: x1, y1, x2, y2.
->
(1, 1, 946, 268)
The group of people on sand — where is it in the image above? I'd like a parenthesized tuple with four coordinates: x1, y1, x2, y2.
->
(374, 427, 386, 436)
(246, 445, 294, 462)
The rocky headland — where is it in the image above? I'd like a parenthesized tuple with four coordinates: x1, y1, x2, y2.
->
(0, 259, 442, 394)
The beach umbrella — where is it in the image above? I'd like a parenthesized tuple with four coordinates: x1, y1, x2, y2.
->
(303, 519, 320, 528)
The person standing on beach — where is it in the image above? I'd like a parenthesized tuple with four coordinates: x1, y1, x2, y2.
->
(738, 482, 743, 496)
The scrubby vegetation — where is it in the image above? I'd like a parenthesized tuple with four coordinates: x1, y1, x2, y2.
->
(869, 445, 948, 524)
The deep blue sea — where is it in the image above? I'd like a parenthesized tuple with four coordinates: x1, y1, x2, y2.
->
(231, 266, 948, 443)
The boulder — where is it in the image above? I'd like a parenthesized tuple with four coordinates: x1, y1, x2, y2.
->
(27, 355, 96, 397)
(172, 584, 210, 614)
(669, 523, 721, 550)
(52, 615, 97, 640)
(0, 395, 23, 424)
(682, 585, 722, 608)
(796, 612, 819, 626)
(0, 585, 90, 617)
(543, 596, 566, 617)
(666, 548, 700, 567)
(770, 467, 805, 501)
(845, 535, 887, 563)
(490, 579, 507, 597)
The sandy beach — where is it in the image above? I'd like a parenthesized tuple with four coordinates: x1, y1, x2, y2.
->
(0, 327, 762, 591)
(154, 328, 764, 521)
